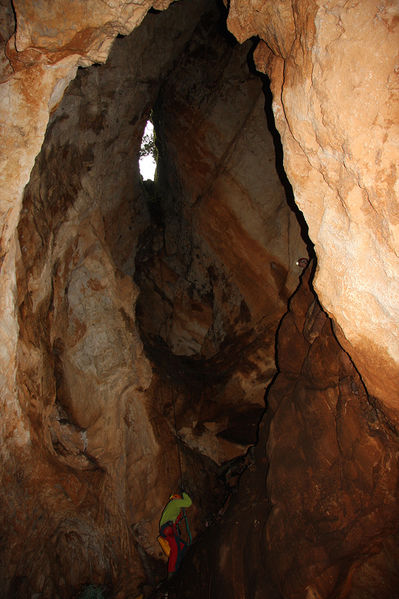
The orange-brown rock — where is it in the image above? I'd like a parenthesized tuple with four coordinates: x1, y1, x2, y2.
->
(2, 3, 232, 596)
(134, 5, 306, 469)
(227, 0, 399, 414)
(0, 4, 174, 534)
(0, 0, 398, 597)
(173, 267, 399, 599)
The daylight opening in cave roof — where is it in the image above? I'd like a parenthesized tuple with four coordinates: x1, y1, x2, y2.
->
(139, 119, 157, 180)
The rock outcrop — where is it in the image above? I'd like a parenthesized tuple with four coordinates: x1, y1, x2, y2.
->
(173, 268, 399, 599)
(228, 0, 399, 414)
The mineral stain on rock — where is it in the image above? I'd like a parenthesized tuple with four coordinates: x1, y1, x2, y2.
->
(0, 0, 398, 598)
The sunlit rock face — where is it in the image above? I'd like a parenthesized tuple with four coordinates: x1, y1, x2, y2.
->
(174, 268, 399, 599)
(227, 0, 399, 415)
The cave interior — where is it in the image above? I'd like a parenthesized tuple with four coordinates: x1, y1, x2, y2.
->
(2, 0, 399, 598)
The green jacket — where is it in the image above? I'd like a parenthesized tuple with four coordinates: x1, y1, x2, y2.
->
(159, 492, 192, 528)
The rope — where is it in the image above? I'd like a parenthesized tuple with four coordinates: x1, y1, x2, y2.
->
(171, 393, 193, 547)
(171, 395, 193, 547)
(157, 390, 193, 557)
(171, 390, 183, 488)
(158, 245, 184, 488)
(182, 508, 192, 546)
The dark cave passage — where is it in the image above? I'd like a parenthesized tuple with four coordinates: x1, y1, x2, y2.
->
(132, 0, 308, 465)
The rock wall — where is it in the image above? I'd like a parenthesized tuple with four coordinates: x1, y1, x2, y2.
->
(0, 5, 173, 595)
(227, 0, 399, 414)
(0, 0, 172, 450)
(0, 0, 398, 598)
(3, 3, 230, 597)
(173, 268, 399, 599)
(136, 5, 306, 466)
(2, 0, 305, 595)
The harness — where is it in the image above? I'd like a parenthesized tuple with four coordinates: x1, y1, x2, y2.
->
(158, 510, 192, 557)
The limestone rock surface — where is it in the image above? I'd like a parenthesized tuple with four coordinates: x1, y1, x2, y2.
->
(136, 6, 306, 465)
(2, 3, 232, 596)
(173, 268, 399, 599)
(0, 3, 173, 524)
(227, 0, 399, 414)
(0, 0, 398, 597)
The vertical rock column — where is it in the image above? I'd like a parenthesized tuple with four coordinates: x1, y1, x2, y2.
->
(0, 4, 174, 594)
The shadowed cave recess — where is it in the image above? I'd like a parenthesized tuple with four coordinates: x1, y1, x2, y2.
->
(4, 0, 399, 598)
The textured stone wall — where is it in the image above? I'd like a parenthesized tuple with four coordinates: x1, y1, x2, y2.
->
(136, 5, 306, 466)
(0, 0, 398, 598)
(0, 0, 174, 516)
(2, 0, 302, 595)
(173, 268, 399, 599)
(0, 9, 171, 592)
(227, 0, 399, 414)
(2, 3, 226, 596)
